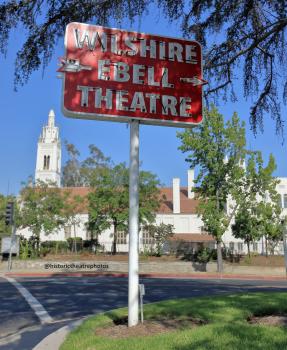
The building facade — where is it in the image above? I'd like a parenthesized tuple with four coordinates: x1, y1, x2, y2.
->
(17, 111, 286, 255)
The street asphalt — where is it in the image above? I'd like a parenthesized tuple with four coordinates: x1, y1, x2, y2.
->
(0, 275, 287, 349)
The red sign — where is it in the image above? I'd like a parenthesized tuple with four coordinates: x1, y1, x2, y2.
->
(60, 22, 206, 127)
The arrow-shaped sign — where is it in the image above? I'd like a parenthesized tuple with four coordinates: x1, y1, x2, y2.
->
(180, 76, 208, 86)
(58, 58, 92, 73)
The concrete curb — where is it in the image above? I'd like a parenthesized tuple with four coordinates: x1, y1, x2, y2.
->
(32, 318, 86, 350)
(3, 271, 287, 281)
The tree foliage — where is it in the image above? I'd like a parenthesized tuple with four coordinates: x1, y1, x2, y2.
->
(1, 1, 286, 132)
(88, 162, 161, 254)
(232, 205, 261, 257)
(232, 153, 281, 256)
(144, 222, 174, 256)
(61, 191, 85, 253)
(184, 0, 287, 133)
(257, 200, 283, 255)
(0, 193, 13, 237)
(179, 106, 282, 269)
(62, 141, 82, 187)
(19, 179, 66, 241)
(178, 106, 246, 272)
(62, 141, 111, 187)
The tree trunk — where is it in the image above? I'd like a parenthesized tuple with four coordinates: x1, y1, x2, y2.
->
(36, 233, 40, 257)
(247, 241, 250, 258)
(112, 221, 117, 255)
(217, 240, 223, 273)
(73, 223, 77, 254)
(216, 189, 223, 273)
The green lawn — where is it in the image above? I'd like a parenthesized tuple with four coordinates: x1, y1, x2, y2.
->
(61, 292, 287, 350)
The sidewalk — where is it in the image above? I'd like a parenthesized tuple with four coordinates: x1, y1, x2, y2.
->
(1, 259, 287, 281)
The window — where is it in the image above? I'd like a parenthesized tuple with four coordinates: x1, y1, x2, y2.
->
(237, 242, 243, 253)
(253, 242, 258, 252)
(284, 194, 287, 208)
(229, 242, 234, 251)
(43, 155, 50, 170)
(142, 230, 154, 245)
(64, 226, 71, 239)
(117, 231, 127, 244)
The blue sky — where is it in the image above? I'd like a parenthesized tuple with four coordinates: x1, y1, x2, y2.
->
(0, 7, 286, 196)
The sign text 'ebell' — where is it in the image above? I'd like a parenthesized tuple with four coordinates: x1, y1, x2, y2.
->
(59, 22, 206, 127)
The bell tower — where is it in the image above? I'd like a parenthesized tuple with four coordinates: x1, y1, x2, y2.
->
(35, 110, 61, 186)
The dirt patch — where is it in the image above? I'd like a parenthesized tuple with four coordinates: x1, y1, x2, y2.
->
(234, 255, 285, 267)
(96, 316, 206, 338)
(248, 315, 287, 327)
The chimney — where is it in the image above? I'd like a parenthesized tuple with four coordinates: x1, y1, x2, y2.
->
(188, 169, 195, 199)
(173, 178, 180, 214)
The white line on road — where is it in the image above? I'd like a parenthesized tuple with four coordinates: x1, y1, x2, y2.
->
(5, 276, 53, 324)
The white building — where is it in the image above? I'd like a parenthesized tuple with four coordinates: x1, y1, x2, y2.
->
(17, 111, 286, 255)
(35, 109, 61, 187)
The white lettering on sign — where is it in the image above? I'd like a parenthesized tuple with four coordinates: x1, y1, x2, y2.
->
(147, 67, 160, 87)
(131, 92, 146, 112)
(77, 86, 93, 106)
(140, 39, 157, 59)
(116, 90, 129, 111)
(72, 29, 198, 64)
(95, 60, 175, 88)
(162, 95, 178, 116)
(133, 64, 145, 85)
(77, 85, 193, 117)
(186, 45, 197, 64)
(114, 62, 130, 82)
(62, 23, 204, 126)
(98, 60, 110, 80)
(161, 68, 174, 88)
(74, 29, 107, 51)
(168, 42, 183, 62)
(95, 87, 113, 109)
(180, 97, 192, 117)
(159, 41, 165, 60)
(124, 37, 138, 56)
(146, 93, 160, 113)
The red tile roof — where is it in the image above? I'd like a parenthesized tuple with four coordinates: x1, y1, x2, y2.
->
(62, 186, 200, 215)
(158, 187, 199, 214)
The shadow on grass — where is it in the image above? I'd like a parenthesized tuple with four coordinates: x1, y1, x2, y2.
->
(173, 322, 287, 350)
(143, 292, 287, 324)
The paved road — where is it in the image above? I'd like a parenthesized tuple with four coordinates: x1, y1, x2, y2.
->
(0, 276, 287, 349)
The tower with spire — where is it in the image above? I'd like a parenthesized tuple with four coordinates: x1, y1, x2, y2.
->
(35, 110, 61, 186)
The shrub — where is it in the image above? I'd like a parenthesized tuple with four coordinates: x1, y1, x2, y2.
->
(67, 237, 83, 252)
(41, 241, 69, 254)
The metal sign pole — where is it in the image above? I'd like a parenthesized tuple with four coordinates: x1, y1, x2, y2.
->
(139, 284, 145, 323)
(128, 120, 140, 327)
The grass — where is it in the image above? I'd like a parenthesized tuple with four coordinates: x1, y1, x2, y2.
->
(60, 292, 287, 350)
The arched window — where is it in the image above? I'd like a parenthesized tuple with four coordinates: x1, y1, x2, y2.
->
(43, 155, 50, 170)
